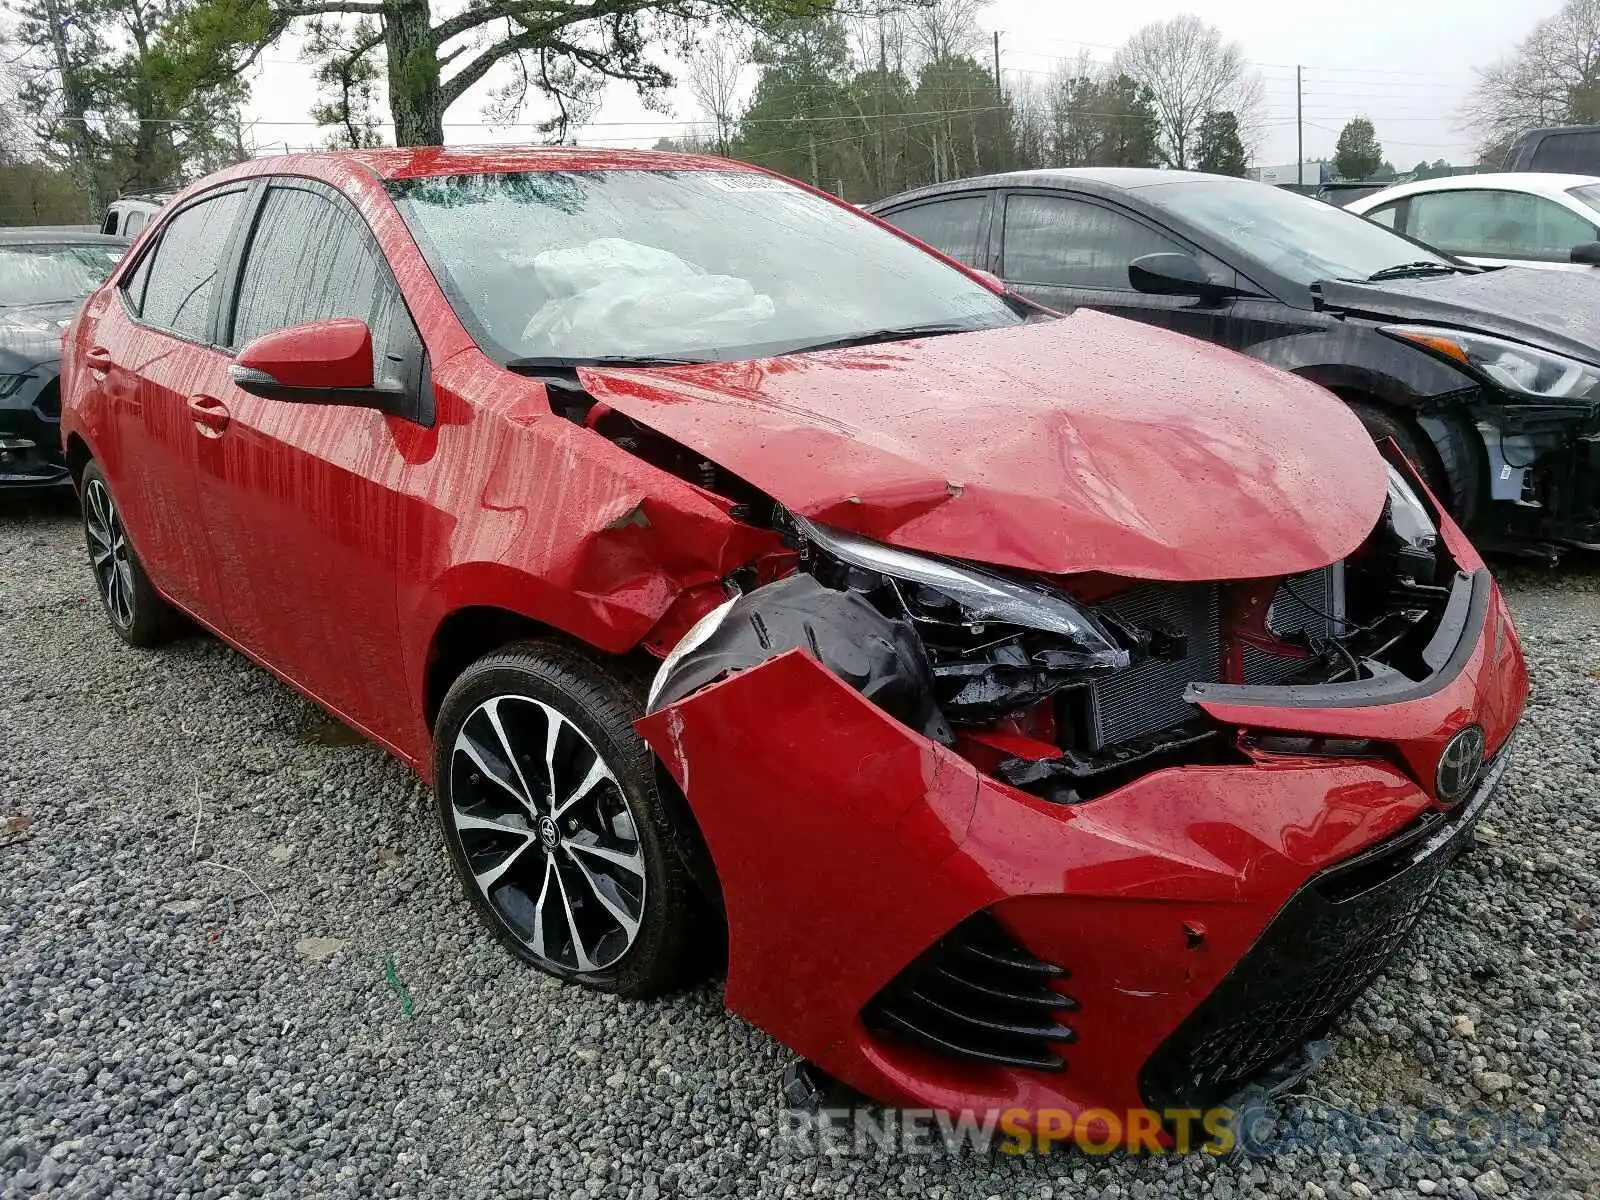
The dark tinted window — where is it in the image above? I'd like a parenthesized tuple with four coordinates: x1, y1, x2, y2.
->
(1002, 194, 1181, 289)
(886, 196, 989, 266)
(1530, 131, 1600, 173)
(230, 185, 400, 378)
(138, 191, 244, 340)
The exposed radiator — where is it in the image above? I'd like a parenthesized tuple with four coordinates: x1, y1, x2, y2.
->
(1086, 565, 1343, 750)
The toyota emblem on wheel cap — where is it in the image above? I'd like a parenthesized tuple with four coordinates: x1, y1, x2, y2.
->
(1435, 724, 1486, 804)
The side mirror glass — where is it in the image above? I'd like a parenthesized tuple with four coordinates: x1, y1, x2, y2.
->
(1128, 252, 1234, 300)
(1570, 241, 1600, 266)
(228, 317, 402, 411)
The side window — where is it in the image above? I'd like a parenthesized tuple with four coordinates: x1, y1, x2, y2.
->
(122, 250, 154, 315)
(1530, 131, 1600, 174)
(1002, 193, 1183, 289)
(102, 211, 120, 236)
(1408, 190, 1599, 260)
(1363, 204, 1399, 230)
(229, 185, 402, 381)
(885, 196, 989, 267)
(125, 211, 147, 237)
(137, 191, 245, 340)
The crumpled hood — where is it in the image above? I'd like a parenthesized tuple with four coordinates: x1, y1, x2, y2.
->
(579, 311, 1387, 581)
(1319, 267, 1600, 365)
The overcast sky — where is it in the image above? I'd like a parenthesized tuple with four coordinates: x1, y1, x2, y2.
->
(243, 0, 1560, 168)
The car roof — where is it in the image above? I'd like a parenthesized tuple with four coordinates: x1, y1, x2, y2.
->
(0, 227, 129, 246)
(1348, 172, 1600, 211)
(870, 167, 1242, 210)
(338, 145, 746, 181)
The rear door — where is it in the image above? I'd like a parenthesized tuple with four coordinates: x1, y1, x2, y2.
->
(193, 178, 425, 740)
(995, 188, 1238, 344)
(87, 185, 249, 622)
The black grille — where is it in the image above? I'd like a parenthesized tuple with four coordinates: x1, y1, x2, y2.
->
(1088, 566, 1342, 749)
(864, 913, 1078, 1072)
(1140, 793, 1485, 1113)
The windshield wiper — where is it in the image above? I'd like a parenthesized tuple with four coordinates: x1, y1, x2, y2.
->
(1365, 261, 1469, 282)
(782, 322, 988, 355)
(504, 354, 712, 374)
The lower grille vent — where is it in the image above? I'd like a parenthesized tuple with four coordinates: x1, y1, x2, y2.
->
(863, 913, 1077, 1072)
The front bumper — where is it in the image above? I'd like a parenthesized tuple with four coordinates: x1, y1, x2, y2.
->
(0, 370, 69, 491)
(637, 563, 1527, 1131)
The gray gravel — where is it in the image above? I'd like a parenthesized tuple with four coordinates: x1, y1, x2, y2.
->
(3, 493, 1598, 1199)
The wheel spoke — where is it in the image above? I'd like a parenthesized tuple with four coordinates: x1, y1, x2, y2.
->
(530, 855, 556, 959)
(90, 544, 113, 569)
(454, 726, 535, 812)
(540, 702, 564, 796)
(553, 752, 616, 819)
(564, 845, 640, 940)
(453, 808, 534, 838)
(550, 856, 598, 972)
(473, 836, 539, 892)
(566, 839, 645, 877)
(485, 697, 542, 814)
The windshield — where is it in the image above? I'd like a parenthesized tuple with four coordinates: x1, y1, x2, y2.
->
(1570, 184, 1600, 219)
(0, 243, 122, 307)
(388, 169, 1021, 363)
(1140, 179, 1458, 286)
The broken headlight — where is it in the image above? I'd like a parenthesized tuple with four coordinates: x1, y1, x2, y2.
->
(1383, 465, 1439, 585)
(1383, 326, 1600, 401)
(791, 515, 1129, 721)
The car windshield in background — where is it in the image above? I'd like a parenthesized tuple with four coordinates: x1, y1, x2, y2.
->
(1570, 184, 1600, 219)
(388, 169, 1022, 364)
(1141, 179, 1461, 286)
(0, 243, 122, 307)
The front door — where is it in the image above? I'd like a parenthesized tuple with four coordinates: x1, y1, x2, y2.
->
(997, 190, 1237, 346)
(192, 180, 422, 742)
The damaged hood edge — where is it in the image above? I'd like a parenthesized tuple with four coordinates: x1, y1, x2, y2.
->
(578, 315, 1389, 582)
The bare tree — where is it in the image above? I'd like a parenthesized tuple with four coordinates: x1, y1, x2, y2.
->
(1114, 15, 1262, 169)
(1466, 0, 1600, 154)
(900, 0, 984, 65)
(685, 30, 749, 155)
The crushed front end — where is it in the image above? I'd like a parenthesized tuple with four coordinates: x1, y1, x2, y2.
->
(635, 446, 1526, 1134)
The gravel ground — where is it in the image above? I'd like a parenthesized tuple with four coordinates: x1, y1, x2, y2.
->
(2, 493, 1598, 1200)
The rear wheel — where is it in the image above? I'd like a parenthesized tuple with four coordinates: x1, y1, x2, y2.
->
(432, 640, 705, 997)
(79, 461, 183, 648)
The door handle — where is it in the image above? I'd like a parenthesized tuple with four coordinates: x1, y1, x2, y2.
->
(187, 394, 231, 437)
(85, 346, 113, 375)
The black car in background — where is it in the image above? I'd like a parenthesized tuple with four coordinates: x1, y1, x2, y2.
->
(1504, 126, 1600, 174)
(0, 228, 125, 492)
(870, 169, 1600, 556)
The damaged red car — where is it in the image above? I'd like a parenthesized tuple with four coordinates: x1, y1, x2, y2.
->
(60, 148, 1527, 1128)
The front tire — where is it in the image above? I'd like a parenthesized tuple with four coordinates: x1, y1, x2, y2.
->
(432, 640, 704, 997)
(79, 461, 182, 648)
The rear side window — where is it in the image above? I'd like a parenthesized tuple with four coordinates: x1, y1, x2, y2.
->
(1362, 204, 1399, 229)
(885, 197, 989, 267)
(1002, 194, 1182, 289)
(136, 191, 245, 341)
(1530, 131, 1600, 174)
(229, 185, 400, 379)
(1407, 189, 1598, 260)
(101, 212, 120, 236)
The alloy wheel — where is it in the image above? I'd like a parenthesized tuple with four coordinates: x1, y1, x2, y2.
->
(83, 477, 135, 630)
(448, 694, 646, 972)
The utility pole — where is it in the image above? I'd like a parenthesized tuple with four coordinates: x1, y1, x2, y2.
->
(1296, 65, 1304, 186)
(993, 32, 1003, 100)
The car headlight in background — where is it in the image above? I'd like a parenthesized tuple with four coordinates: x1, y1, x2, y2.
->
(1382, 325, 1600, 401)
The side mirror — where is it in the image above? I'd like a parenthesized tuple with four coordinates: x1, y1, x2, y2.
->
(1570, 241, 1600, 266)
(228, 317, 402, 411)
(1128, 252, 1232, 301)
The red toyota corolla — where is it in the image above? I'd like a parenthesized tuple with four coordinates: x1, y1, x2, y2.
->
(60, 148, 1526, 1129)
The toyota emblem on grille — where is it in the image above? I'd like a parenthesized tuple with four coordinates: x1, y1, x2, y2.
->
(1435, 725, 1486, 804)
